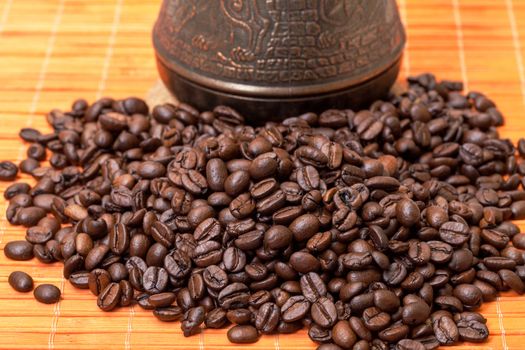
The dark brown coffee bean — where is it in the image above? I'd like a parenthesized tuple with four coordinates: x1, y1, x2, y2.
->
(153, 306, 183, 322)
(432, 315, 459, 345)
(142, 266, 168, 294)
(34, 284, 61, 304)
(4, 240, 34, 260)
(332, 320, 357, 349)
(149, 292, 176, 308)
(396, 199, 420, 227)
(311, 297, 337, 328)
(0, 161, 18, 181)
(395, 339, 426, 350)
(109, 223, 129, 255)
(290, 251, 320, 273)
(439, 221, 470, 246)
(88, 268, 111, 296)
(499, 269, 525, 294)
(301, 272, 327, 303)
(281, 295, 310, 322)
(229, 193, 255, 219)
(218, 283, 250, 309)
(289, 214, 319, 242)
(264, 225, 292, 250)
(254, 302, 279, 333)
(227, 325, 259, 344)
(402, 301, 430, 326)
(97, 282, 121, 311)
(69, 271, 90, 289)
(224, 170, 250, 197)
(8, 271, 34, 292)
(203, 265, 228, 290)
(192, 241, 223, 267)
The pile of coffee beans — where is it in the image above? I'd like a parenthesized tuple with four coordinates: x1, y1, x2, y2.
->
(3, 73, 525, 349)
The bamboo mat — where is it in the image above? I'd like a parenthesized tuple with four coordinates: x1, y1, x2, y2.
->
(0, 0, 524, 349)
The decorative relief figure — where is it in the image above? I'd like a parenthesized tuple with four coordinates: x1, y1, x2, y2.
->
(220, 0, 271, 62)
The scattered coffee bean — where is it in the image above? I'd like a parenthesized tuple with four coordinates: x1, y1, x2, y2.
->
(8, 271, 34, 292)
(227, 325, 259, 344)
(0, 161, 18, 181)
(33, 284, 61, 304)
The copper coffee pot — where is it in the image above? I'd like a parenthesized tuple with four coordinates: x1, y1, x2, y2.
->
(153, 0, 406, 122)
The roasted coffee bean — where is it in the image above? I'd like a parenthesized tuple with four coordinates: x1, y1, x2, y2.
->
(395, 339, 426, 350)
(218, 282, 250, 309)
(188, 273, 205, 300)
(301, 272, 327, 303)
(33, 284, 61, 304)
(203, 265, 228, 290)
(254, 302, 280, 333)
(0, 161, 18, 181)
(68, 271, 90, 289)
(264, 225, 292, 250)
(281, 295, 310, 322)
(311, 297, 338, 328)
(499, 269, 525, 294)
(149, 292, 176, 308)
(457, 318, 489, 342)
(97, 282, 121, 311)
(88, 268, 111, 296)
(289, 251, 320, 273)
(153, 306, 183, 322)
(397, 199, 421, 227)
(226, 308, 252, 325)
(4, 240, 34, 260)
(402, 301, 430, 326)
(309, 323, 332, 343)
(433, 315, 459, 345)
(227, 325, 259, 344)
(8, 271, 34, 292)
(142, 266, 168, 294)
(439, 221, 470, 246)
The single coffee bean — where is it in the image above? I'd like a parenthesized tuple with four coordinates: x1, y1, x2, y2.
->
(34, 284, 61, 304)
(88, 269, 112, 296)
(227, 325, 259, 344)
(8, 271, 34, 292)
(331, 320, 357, 349)
(0, 161, 18, 181)
(149, 292, 176, 308)
(4, 240, 34, 260)
(311, 297, 338, 328)
(433, 315, 459, 345)
(97, 282, 122, 311)
(281, 295, 310, 322)
(264, 225, 292, 250)
(153, 306, 184, 322)
(255, 302, 280, 333)
(301, 272, 327, 303)
(439, 221, 470, 246)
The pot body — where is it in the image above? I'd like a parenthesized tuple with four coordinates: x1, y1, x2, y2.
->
(153, 0, 405, 122)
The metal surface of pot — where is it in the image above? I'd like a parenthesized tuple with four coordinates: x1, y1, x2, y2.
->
(153, 0, 406, 122)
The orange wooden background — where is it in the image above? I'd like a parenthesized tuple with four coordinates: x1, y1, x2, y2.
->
(0, 0, 525, 349)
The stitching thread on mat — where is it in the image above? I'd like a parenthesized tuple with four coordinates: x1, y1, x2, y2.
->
(398, 0, 410, 77)
(496, 296, 509, 350)
(452, 0, 469, 91)
(0, 0, 12, 33)
(36, 1, 67, 348)
(0, 0, 13, 246)
(49, 277, 66, 350)
(96, 0, 124, 100)
(125, 304, 134, 350)
(506, 0, 525, 108)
